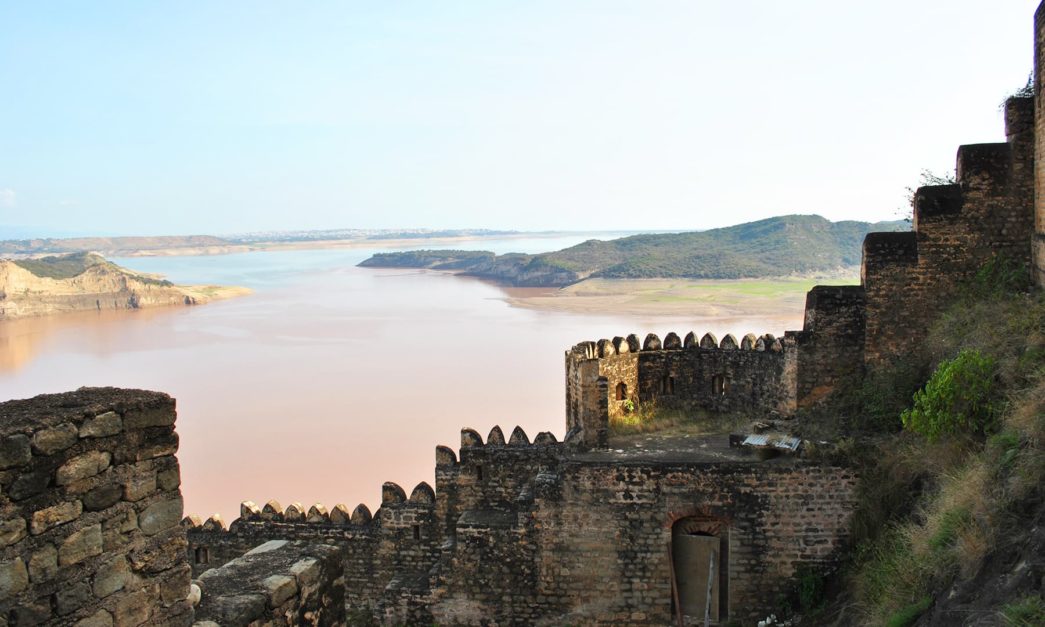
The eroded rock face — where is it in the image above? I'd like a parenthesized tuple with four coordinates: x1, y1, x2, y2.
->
(0, 255, 247, 320)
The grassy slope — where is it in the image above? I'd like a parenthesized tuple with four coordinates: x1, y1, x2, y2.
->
(359, 215, 907, 284)
(803, 268, 1045, 626)
(11, 252, 174, 286)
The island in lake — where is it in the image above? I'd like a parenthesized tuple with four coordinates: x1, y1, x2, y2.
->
(0, 252, 249, 319)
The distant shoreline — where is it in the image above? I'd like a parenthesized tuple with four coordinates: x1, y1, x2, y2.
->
(3, 231, 630, 259)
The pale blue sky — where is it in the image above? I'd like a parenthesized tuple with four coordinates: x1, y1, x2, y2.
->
(0, 1, 1039, 237)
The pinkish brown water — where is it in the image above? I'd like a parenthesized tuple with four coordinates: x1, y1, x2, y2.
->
(0, 239, 802, 522)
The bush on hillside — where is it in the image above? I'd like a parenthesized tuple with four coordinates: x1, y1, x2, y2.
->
(901, 349, 999, 441)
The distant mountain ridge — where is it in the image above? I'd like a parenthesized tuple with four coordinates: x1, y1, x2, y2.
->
(359, 215, 908, 287)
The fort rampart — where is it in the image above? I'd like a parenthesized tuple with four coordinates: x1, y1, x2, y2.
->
(4, 4, 1045, 625)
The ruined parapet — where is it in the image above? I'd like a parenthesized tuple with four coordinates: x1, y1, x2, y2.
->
(0, 388, 192, 625)
(1036, 1, 1045, 286)
(794, 285, 867, 407)
(565, 331, 798, 438)
(193, 540, 343, 626)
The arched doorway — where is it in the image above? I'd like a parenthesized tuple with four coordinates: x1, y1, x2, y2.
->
(671, 517, 728, 623)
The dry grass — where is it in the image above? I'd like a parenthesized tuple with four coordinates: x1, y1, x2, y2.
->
(853, 287, 1045, 626)
(608, 402, 745, 437)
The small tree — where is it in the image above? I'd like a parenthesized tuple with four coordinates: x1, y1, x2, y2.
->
(901, 349, 998, 441)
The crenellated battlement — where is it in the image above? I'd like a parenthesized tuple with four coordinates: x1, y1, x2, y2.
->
(569, 330, 784, 361)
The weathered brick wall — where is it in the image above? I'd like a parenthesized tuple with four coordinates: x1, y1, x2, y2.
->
(566, 331, 798, 441)
(0, 388, 192, 626)
(193, 540, 343, 626)
(531, 460, 858, 626)
(863, 96, 1035, 364)
(1035, 1, 1045, 287)
(794, 285, 866, 407)
(185, 477, 447, 623)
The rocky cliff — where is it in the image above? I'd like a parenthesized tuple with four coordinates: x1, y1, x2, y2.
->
(0, 253, 248, 319)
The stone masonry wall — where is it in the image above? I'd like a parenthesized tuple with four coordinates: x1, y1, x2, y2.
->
(566, 331, 798, 445)
(793, 285, 867, 407)
(188, 432, 858, 626)
(529, 459, 858, 626)
(862, 96, 1036, 364)
(0, 388, 192, 626)
(1035, 2, 1045, 287)
(193, 540, 344, 626)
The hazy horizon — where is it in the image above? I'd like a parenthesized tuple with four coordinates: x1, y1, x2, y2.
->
(1, 1, 1039, 237)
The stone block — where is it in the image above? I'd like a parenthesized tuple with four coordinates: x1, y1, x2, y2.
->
(123, 407, 175, 430)
(139, 497, 183, 535)
(93, 555, 130, 598)
(0, 435, 31, 470)
(263, 574, 298, 607)
(157, 563, 191, 605)
(31, 422, 79, 455)
(290, 557, 320, 587)
(0, 518, 26, 547)
(28, 544, 57, 583)
(83, 483, 123, 511)
(56, 450, 111, 485)
(0, 558, 28, 601)
(157, 466, 180, 492)
(80, 411, 122, 438)
(8, 599, 49, 625)
(114, 589, 151, 626)
(123, 471, 156, 502)
(9, 467, 52, 500)
(75, 609, 114, 627)
(56, 580, 92, 615)
(59, 523, 103, 566)
(30, 499, 83, 534)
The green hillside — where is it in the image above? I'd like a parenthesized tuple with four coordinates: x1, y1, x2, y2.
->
(359, 215, 908, 287)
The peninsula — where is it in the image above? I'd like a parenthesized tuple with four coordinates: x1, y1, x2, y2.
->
(358, 214, 907, 287)
(0, 252, 248, 320)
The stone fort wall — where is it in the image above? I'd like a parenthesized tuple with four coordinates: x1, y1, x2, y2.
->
(0, 388, 192, 626)
(186, 427, 858, 625)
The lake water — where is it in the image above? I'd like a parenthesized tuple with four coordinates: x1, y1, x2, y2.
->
(0, 235, 803, 522)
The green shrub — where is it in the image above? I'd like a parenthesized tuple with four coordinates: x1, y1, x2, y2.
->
(795, 565, 825, 612)
(902, 350, 998, 441)
(969, 254, 1032, 297)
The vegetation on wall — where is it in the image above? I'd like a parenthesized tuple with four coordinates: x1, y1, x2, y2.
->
(819, 258, 1045, 626)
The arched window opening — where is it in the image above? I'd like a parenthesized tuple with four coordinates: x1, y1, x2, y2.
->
(711, 375, 729, 396)
(661, 375, 675, 395)
(671, 517, 728, 623)
(195, 547, 209, 565)
(615, 382, 628, 401)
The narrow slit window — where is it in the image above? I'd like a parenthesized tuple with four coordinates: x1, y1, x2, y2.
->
(413, 525, 421, 540)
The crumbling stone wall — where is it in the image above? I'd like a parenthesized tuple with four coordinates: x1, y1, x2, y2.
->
(193, 540, 343, 626)
(863, 96, 1036, 364)
(0, 388, 192, 626)
(793, 285, 866, 407)
(1034, 2, 1045, 287)
(566, 331, 797, 446)
(188, 431, 856, 626)
(529, 460, 858, 626)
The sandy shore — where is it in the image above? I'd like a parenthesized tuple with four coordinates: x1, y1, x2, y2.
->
(500, 276, 858, 321)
